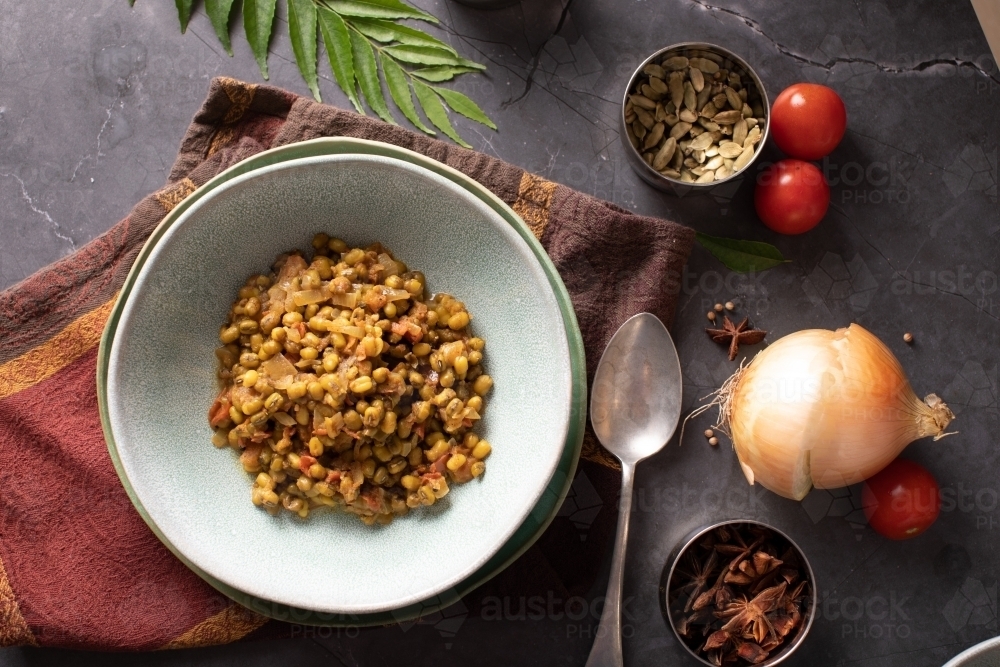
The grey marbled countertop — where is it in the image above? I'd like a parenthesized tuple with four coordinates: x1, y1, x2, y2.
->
(1, 0, 998, 665)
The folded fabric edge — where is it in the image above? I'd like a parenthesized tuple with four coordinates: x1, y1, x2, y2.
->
(158, 604, 267, 650)
(167, 77, 297, 184)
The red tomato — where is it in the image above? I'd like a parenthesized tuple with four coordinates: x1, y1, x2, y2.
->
(862, 459, 941, 540)
(754, 159, 830, 234)
(770, 83, 847, 160)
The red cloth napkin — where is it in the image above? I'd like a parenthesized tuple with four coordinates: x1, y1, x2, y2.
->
(0, 77, 694, 649)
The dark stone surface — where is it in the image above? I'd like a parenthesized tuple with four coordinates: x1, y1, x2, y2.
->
(2, 0, 998, 665)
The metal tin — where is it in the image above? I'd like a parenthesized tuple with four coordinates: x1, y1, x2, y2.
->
(659, 519, 816, 666)
(621, 42, 770, 193)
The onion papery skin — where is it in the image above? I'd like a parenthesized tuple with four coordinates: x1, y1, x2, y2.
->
(727, 324, 953, 501)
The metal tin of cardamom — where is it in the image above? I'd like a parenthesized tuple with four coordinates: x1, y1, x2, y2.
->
(659, 519, 816, 666)
(621, 43, 770, 194)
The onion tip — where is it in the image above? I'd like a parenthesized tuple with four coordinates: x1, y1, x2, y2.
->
(922, 393, 957, 439)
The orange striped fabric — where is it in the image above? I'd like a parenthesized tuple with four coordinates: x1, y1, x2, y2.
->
(0, 555, 35, 647)
(0, 296, 267, 649)
(0, 297, 115, 401)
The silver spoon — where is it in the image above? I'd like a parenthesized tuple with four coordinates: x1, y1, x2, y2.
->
(584, 312, 683, 667)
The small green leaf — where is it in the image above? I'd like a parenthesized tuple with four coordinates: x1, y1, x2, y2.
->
(206, 0, 237, 55)
(320, 0, 436, 22)
(243, 0, 277, 79)
(413, 80, 470, 148)
(382, 56, 435, 135)
(434, 86, 495, 130)
(349, 27, 395, 123)
(288, 0, 320, 100)
(349, 18, 456, 54)
(318, 7, 362, 113)
(345, 17, 396, 42)
(695, 233, 788, 273)
(175, 0, 194, 32)
(383, 44, 484, 69)
(128, 0, 136, 6)
(410, 66, 479, 82)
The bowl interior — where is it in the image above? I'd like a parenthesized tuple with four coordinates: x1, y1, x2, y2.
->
(107, 154, 572, 614)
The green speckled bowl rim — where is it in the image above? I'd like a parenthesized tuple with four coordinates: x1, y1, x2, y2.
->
(96, 137, 586, 627)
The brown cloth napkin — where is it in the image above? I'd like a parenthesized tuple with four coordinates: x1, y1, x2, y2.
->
(0, 77, 694, 650)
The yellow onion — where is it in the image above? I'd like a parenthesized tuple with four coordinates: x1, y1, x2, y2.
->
(716, 324, 954, 500)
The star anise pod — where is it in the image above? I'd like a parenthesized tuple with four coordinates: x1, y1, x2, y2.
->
(693, 566, 732, 611)
(779, 568, 800, 586)
(786, 580, 808, 602)
(715, 583, 733, 609)
(769, 610, 799, 640)
(703, 629, 731, 651)
(678, 549, 720, 611)
(717, 582, 787, 645)
(734, 640, 770, 664)
(706, 316, 767, 360)
(779, 546, 801, 569)
(726, 551, 783, 586)
(677, 607, 709, 637)
(715, 531, 766, 573)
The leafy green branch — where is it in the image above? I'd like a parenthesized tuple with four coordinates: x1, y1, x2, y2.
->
(133, 0, 496, 146)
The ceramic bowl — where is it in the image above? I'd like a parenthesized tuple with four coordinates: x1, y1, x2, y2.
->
(944, 637, 1000, 667)
(101, 142, 586, 616)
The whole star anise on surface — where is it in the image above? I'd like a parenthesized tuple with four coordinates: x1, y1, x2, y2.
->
(706, 316, 767, 360)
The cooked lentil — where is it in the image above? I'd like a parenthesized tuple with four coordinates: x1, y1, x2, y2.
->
(208, 237, 493, 525)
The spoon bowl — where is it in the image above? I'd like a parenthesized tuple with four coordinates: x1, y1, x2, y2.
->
(590, 314, 683, 461)
(585, 312, 683, 667)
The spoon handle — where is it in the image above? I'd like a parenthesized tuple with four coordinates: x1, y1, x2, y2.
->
(585, 461, 635, 667)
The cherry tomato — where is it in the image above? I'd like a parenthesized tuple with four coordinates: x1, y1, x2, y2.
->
(754, 159, 830, 234)
(769, 83, 847, 160)
(862, 459, 941, 540)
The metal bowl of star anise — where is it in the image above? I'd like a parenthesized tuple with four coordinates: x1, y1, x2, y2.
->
(661, 520, 816, 666)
